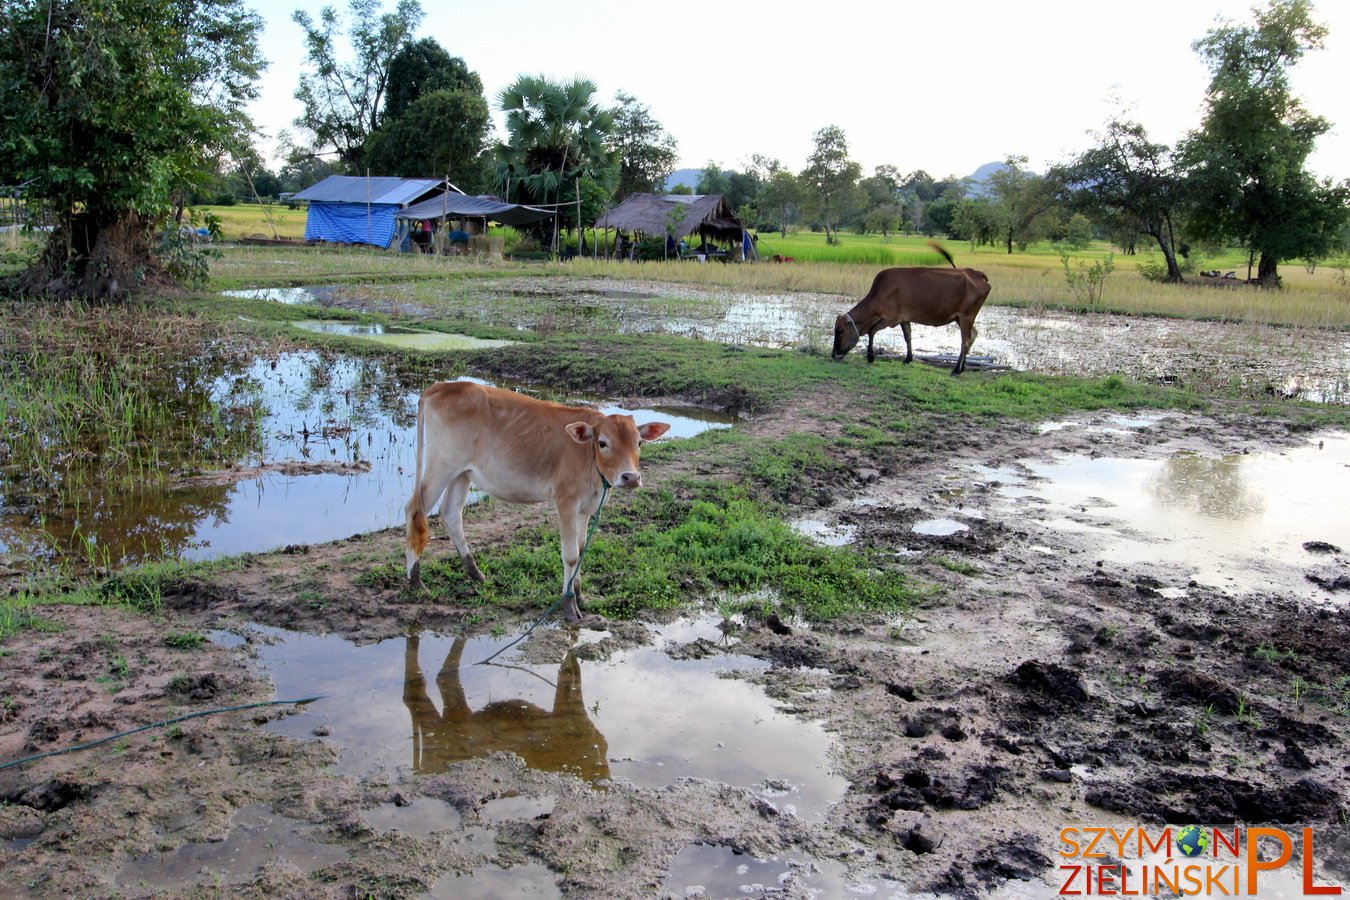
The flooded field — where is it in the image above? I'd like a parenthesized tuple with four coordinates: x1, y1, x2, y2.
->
(4, 277, 1349, 900)
(0, 348, 730, 570)
(321, 277, 1350, 403)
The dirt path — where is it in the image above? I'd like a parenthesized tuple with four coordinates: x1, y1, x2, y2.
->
(2, 400, 1348, 898)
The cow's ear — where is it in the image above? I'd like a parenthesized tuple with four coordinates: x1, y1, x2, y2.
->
(637, 422, 671, 442)
(566, 422, 595, 444)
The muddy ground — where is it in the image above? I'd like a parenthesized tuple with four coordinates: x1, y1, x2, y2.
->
(2, 389, 1349, 898)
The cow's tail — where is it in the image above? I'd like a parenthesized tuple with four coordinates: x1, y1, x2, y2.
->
(927, 240, 957, 268)
(407, 391, 431, 559)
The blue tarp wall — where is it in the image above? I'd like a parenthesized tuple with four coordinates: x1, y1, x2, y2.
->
(304, 201, 399, 247)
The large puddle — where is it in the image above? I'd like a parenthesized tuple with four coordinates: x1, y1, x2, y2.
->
(0, 352, 732, 568)
(246, 615, 847, 820)
(291, 319, 516, 351)
(981, 427, 1350, 598)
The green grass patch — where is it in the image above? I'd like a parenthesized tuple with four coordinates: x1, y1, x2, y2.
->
(401, 480, 914, 622)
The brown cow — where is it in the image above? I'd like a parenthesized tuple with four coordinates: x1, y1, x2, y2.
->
(404, 381, 670, 622)
(403, 635, 609, 781)
(831, 243, 992, 374)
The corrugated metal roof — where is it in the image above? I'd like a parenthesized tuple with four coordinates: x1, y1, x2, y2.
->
(396, 192, 554, 227)
(293, 175, 446, 206)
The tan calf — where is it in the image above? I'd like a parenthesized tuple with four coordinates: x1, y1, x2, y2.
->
(405, 381, 670, 622)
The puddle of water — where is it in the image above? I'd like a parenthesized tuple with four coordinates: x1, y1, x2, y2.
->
(115, 803, 347, 891)
(250, 618, 846, 820)
(991, 433, 1350, 597)
(362, 795, 463, 837)
(223, 287, 327, 305)
(662, 844, 1055, 899)
(912, 518, 969, 536)
(291, 319, 516, 350)
(479, 794, 554, 825)
(422, 860, 562, 899)
(1, 353, 731, 567)
(791, 518, 857, 546)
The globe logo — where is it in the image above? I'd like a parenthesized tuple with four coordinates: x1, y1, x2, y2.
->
(1177, 825, 1209, 858)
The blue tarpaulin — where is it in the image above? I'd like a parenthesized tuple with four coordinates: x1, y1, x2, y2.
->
(303, 201, 399, 247)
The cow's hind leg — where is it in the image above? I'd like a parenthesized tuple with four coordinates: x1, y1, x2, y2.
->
(439, 473, 485, 582)
(953, 318, 978, 375)
(901, 322, 914, 363)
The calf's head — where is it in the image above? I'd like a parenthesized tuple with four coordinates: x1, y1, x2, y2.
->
(566, 415, 670, 488)
(832, 314, 861, 360)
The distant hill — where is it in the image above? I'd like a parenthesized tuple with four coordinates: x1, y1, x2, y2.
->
(964, 161, 1007, 197)
(664, 168, 700, 192)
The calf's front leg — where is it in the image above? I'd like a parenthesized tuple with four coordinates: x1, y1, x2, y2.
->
(556, 506, 586, 623)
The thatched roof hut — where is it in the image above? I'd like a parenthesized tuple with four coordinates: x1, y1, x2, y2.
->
(592, 193, 745, 244)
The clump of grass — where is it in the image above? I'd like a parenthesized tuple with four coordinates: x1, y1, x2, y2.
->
(163, 631, 207, 650)
(410, 481, 914, 622)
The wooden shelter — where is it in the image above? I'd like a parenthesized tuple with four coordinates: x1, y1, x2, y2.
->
(591, 193, 752, 260)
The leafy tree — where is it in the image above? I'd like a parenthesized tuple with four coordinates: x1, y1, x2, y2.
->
(608, 92, 678, 199)
(951, 199, 999, 247)
(860, 166, 902, 208)
(695, 163, 731, 196)
(986, 156, 1059, 253)
(493, 75, 617, 247)
(922, 197, 957, 236)
(1065, 117, 1186, 281)
(291, 0, 424, 172)
(365, 89, 490, 186)
(1180, 0, 1349, 285)
(863, 204, 904, 238)
(0, 0, 264, 298)
(749, 157, 802, 238)
(801, 125, 861, 245)
(279, 154, 339, 194)
(383, 37, 482, 122)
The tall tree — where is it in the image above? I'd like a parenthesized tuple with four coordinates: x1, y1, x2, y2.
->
(1065, 117, 1186, 281)
(608, 92, 678, 199)
(0, 0, 264, 298)
(1180, 0, 1349, 285)
(748, 156, 801, 237)
(383, 37, 481, 122)
(364, 89, 490, 187)
(291, 0, 424, 172)
(986, 156, 1059, 253)
(493, 75, 617, 246)
(801, 125, 861, 245)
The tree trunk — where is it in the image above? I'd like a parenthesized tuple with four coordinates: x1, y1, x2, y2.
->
(18, 210, 167, 301)
(1257, 253, 1281, 287)
(1150, 233, 1184, 283)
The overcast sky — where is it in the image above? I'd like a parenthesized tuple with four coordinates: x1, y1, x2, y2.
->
(244, 0, 1350, 181)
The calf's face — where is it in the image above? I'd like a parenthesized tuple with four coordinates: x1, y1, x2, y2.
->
(565, 415, 670, 488)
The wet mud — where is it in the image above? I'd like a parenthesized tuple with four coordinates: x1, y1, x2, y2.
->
(3, 392, 1349, 897)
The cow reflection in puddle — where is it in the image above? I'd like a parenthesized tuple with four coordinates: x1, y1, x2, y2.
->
(402, 635, 610, 782)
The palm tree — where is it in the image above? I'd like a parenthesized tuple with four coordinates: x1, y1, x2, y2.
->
(494, 75, 617, 249)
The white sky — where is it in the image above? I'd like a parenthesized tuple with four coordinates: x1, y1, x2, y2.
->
(244, 0, 1350, 181)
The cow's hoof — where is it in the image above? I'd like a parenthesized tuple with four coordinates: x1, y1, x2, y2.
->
(408, 562, 423, 593)
(464, 559, 486, 582)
